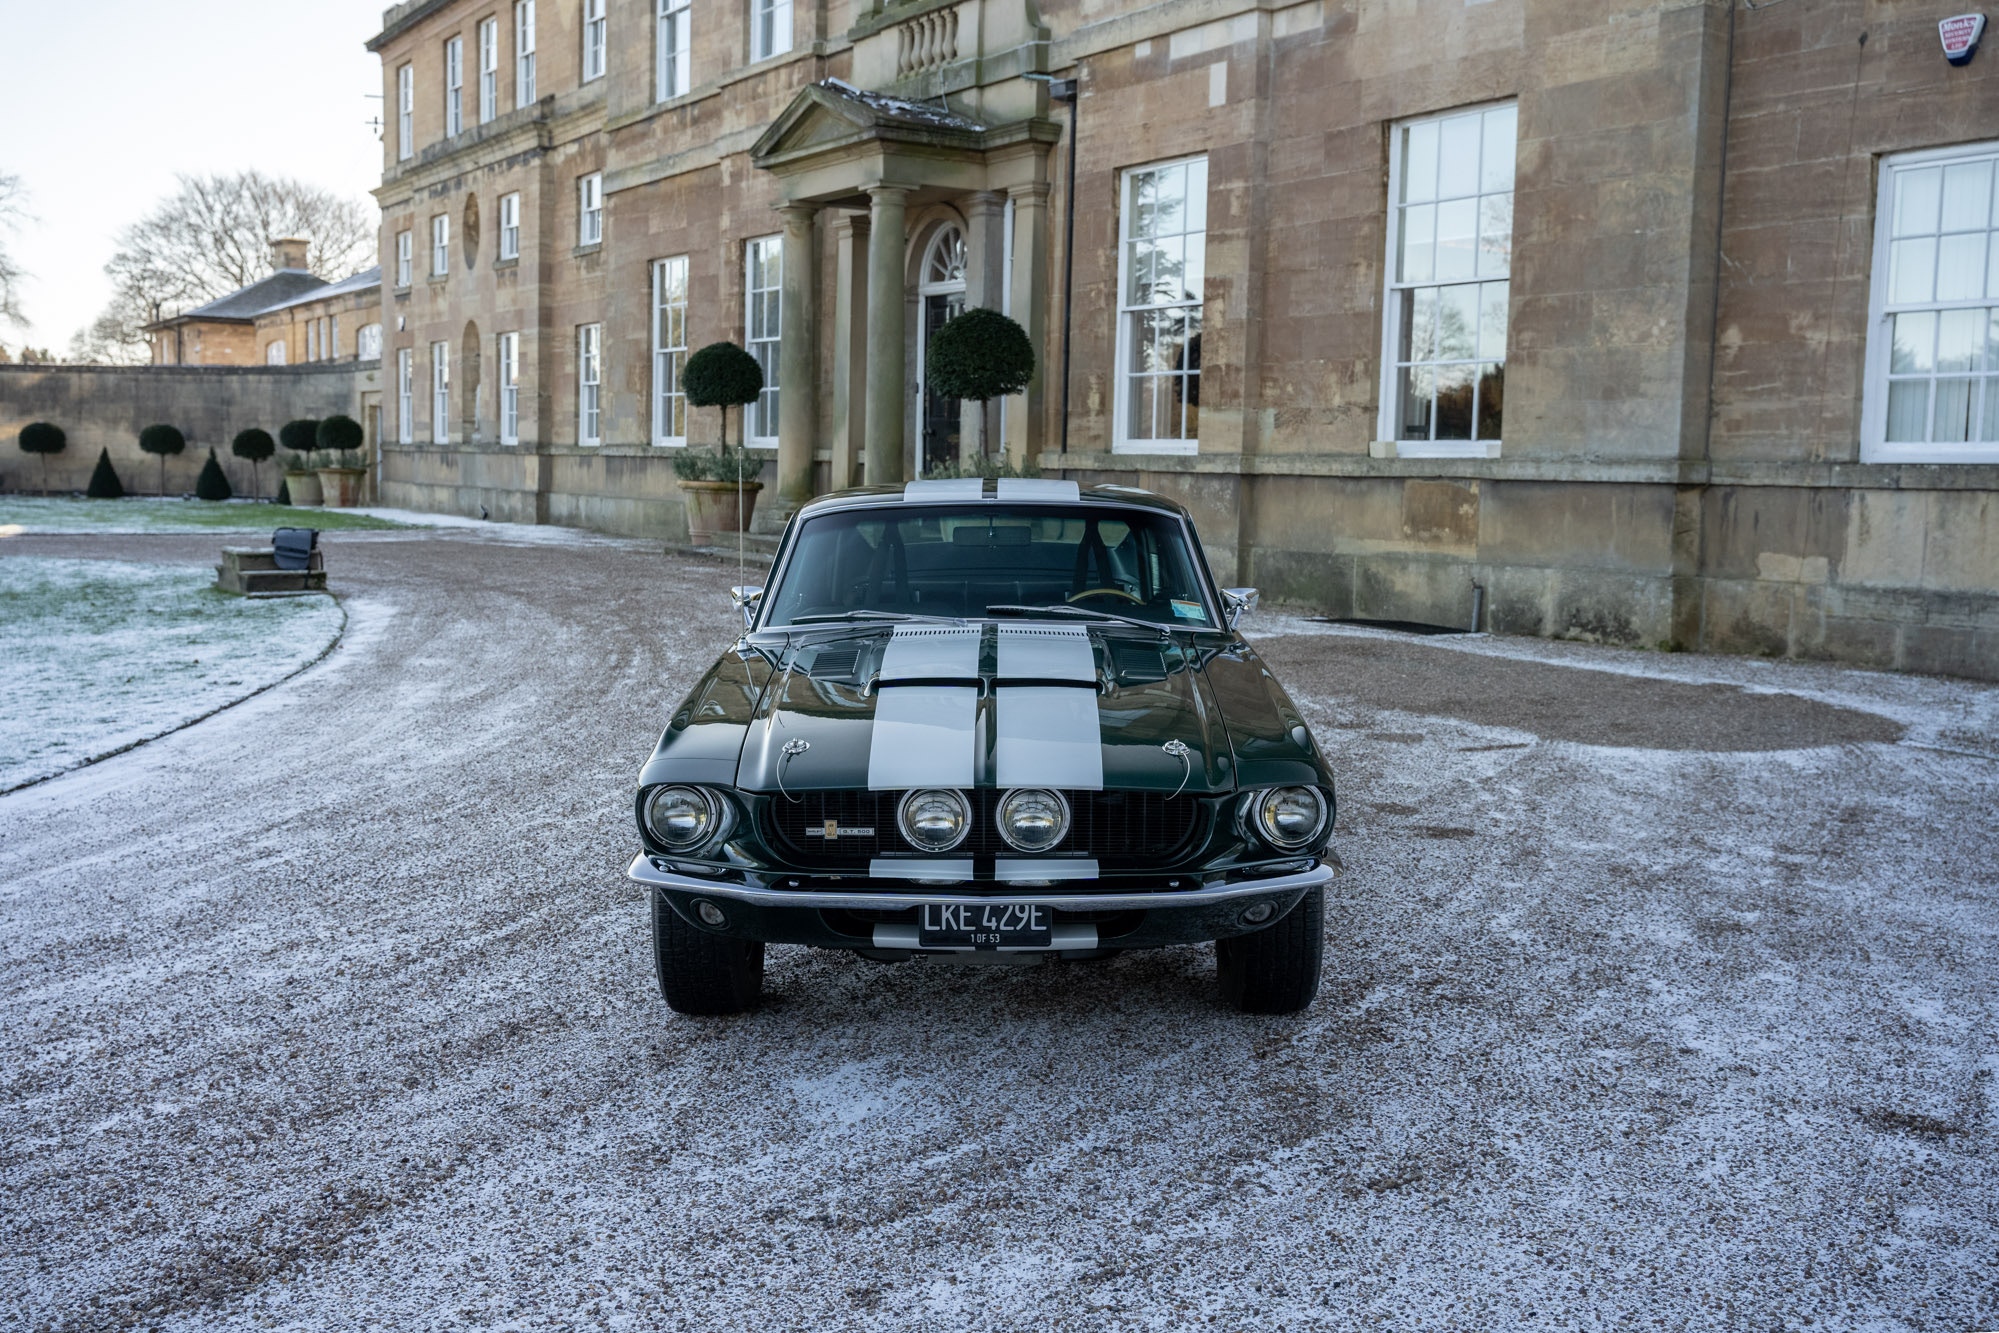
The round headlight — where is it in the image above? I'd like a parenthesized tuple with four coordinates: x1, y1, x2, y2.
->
(1254, 786, 1328, 851)
(997, 788, 1071, 853)
(646, 785, 717, 850)
(897, 788, 971, 852)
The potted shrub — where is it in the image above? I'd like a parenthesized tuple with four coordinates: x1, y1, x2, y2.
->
(195, 447, 233, 501)
(278, 418, 323, 505)
(231, 427, 275, 500)
(315, 414, 367, 507)
(923, 306, 1036, 473)
(17, 421, 66, 495)
(138, 424, 186, 496)
(677, 341, 765, 546)
(86, 447, 125, 499)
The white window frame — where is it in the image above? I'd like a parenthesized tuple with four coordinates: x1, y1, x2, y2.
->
(1378, 99, 1516, 459)
(397, 63, 414, 160)
(578, 172, 603, 247)
(751, 0, 792, 62)
(432, 341, 451, 444)
(444, 36, 464, 136)
(499, 331, 521, 444)
(358, 323, 383, 361)
(1113, 155, 1207, 455)
(745, 234, 782, 447)
(432, 214, 451, 276)
(656, 0, 691, 102)
(582, 0, 608, 81)
(306, 319, 318, 363)
(1861, 139, 1999, 463)
(499, 192, 521, 261)
(397, 348, 414, 442)
(331, 315, 340, 359)
(478, 18, 500, 123)
(515, 0, 537, 105)
(396, 229, 413, 287)
(652, 256, 690, 446)
(578, 323, 603, 445)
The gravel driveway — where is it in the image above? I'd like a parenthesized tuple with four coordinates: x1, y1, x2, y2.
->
(2, 527, 1994, 1331)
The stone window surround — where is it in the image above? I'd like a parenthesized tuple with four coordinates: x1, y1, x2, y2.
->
(396, 228, 414, 288)
(578, 322, 604, 444)
(1862, 138, 1999, 465)
(751, 0, 793, 65)
(432, 213, 451, 277)
(499, 191, 522, 261)
(578, 172, 604, 247)
(444, 34, 464, 137)
(515, 0, 537, 107)
(499, 330, 522, 444)
(397, 63, 415, 161)
(582, 0, 608, 82)
(652, 255, 691, 446)
(478, 16, 500, 124)
(656, 0, 691, 104)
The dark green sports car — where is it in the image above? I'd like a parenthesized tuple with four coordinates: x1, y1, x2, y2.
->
(628, 479, 1337, 1014)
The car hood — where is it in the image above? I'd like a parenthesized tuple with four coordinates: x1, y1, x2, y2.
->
(640, 622, 1327, 795)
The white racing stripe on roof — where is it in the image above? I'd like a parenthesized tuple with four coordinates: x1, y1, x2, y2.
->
(995, 685, 1104, 790)
(995, 478, 1080, 502)
(996, 624, 1096, 682)
(903, 478, 984, 501)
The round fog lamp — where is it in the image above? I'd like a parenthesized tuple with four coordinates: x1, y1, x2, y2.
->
(897, 788, 971, 852)
(997, 788, 1071, 853)
(695, 900, 727, 928)
(1254, 786, 1327, 851)
(646, 785, 714, 850)
(1240, 901, 1275, 925)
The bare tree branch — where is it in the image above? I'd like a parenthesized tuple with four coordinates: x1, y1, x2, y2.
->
(0, 172, 28, 333)
(78, 170, 374, 363)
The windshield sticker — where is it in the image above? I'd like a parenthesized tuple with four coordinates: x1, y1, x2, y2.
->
(1171, 599, 1208, 621)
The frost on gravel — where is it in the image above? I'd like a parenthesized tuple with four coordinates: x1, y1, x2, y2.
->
(0, 557, 343, 790)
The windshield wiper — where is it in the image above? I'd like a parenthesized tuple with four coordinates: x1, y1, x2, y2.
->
(985, 603, 1169, 634)
(785, 609, 966, 626)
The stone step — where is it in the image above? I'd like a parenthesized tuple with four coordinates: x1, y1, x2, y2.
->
(216, 566, 327, 596)
(220, 546, 280, 572)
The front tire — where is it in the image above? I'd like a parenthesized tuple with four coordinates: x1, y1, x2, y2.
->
(1216, 888, 1323, 1014)
(651, 889, 764, 1015)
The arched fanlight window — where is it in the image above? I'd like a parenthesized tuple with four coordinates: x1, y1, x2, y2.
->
(922, 225, 967, 291)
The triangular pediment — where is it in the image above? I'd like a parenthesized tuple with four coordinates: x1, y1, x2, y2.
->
(751, 79, 985, 166)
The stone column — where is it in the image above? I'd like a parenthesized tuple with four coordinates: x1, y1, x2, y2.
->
(864, 185, 910, 487)
(776, 202, 819, 505)
(962, 190, 1008, 465)
(1003, 182, 1052, 470)
(830, 211, 870, 491)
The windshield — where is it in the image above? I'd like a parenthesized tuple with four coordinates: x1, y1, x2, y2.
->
(763, 504, 1218, 629)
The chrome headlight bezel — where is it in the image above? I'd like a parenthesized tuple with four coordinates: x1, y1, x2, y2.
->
(644, 784, 736, 852)
(1249, 785, 1329, 852)
(896, 787, 972, 853)
(996, 787, 1072, 853)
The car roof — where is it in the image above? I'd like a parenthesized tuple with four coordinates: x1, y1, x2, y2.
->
(793, 479, 1193, 520)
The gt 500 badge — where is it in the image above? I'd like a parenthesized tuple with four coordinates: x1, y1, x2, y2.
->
(807, 822, 875, 839)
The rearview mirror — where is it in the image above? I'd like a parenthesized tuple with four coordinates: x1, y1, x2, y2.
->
(1221, 587, 1259, 630)
(729, 585, 764, 630)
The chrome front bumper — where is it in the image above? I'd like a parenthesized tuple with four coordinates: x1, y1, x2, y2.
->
(624, 852, 1336, 911)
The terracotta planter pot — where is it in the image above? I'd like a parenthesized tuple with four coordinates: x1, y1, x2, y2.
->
(681, 479, 763, 547)
(282, 470, 324, 506)
(316, 466, 367, 507)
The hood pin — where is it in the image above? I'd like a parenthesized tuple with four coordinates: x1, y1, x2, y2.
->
(778, 738, 811, 802)
(1162, 739, 1191, 797)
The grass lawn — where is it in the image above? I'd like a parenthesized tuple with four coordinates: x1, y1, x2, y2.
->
(0, 556, 344, 791)
(0, 496, 409, 534)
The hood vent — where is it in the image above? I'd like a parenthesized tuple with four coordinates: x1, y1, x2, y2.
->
(807, 646, 863, 682)
(1109, 641, 1169, 685)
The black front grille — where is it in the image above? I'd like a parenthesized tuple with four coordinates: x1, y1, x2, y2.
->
(763, 790, 1204, 870)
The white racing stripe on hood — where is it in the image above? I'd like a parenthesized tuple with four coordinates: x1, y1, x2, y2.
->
(996, 624, 1097, 682)
(869, 625, 983, 790)
(995, 686, 1105, 790)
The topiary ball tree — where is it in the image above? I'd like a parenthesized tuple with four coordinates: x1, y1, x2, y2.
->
(86, 447, 125, 500)
(195, 448, 233, 502)
(138, 423, 187, 496)
(279, 418, 322, 470)
(683, 342, 763, 453)
(17, 421, 66, 495)
(926, 308, 1035, 468)
(232, 427, 276, 499)
(317, 414, 364, 457)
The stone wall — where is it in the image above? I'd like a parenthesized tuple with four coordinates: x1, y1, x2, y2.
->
(0, 363, 377, 498)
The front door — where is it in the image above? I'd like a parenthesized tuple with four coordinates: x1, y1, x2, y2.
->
(917, 225, 968, 478)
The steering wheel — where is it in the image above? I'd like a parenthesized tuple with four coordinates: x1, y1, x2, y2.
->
(1067, 587, 1146, 605)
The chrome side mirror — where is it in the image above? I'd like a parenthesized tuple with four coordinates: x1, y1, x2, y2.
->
(1221, 587, 1259, 630)
(729, 585, 764, 631)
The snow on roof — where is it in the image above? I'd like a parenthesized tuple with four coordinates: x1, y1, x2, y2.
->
(820, 77, 985, 133)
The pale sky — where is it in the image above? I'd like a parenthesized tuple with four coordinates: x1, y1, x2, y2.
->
(0, 0, 389, 349)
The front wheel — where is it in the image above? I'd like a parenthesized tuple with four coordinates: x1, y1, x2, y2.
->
(651, 889, 764, 1015)
(1215, 888, 1323, 1014)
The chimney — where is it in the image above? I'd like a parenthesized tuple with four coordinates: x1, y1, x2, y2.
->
(271, 237, 311, 272)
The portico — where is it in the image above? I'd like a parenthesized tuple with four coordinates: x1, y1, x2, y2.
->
(750, 76, 1062, 497)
